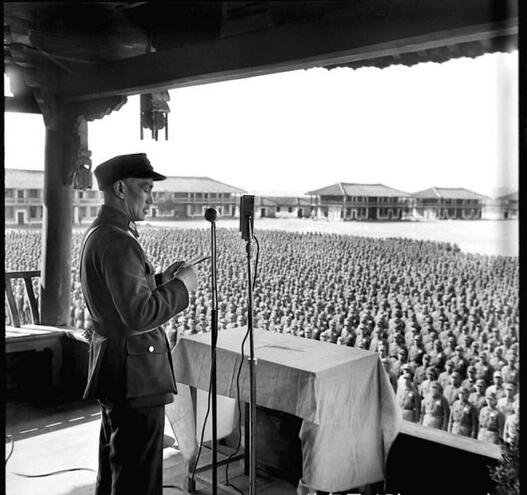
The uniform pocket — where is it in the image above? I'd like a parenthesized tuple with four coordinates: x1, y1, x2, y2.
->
(124, 330, 176, 398)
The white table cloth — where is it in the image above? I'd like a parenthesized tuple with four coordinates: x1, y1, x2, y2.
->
(167, 328, 402, 492)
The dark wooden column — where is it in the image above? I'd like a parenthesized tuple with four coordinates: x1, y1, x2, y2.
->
(38, 97, 127, 326)
(40, 113, 74, 326)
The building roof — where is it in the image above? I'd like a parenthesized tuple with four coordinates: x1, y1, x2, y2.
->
(154, 176, 245, 194)
(4, 169, 245, 195)
(412, 187, 489, 200)
(307, 183, 410, 197)
(5, 169, 44, 189)
(497, 191, 518, 201)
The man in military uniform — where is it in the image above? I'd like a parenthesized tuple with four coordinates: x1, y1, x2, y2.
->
(461, 365, 478, 393)
(413, 354, 432, 387)
(500, 352, 519, 385)
(450, 346, 469, 377)
(81, 154, 199, 495)
(420, 381, 449, 431)
(497, 382, 517, 419)
(381, 357, 398, 392)
(474, 352, 495, 385)
(486, 371, 506, 400)
(419, 367, 438, 399)
(448, 388, 478, 438)
(443, 371, 464, 406)
(503, 400, 519, 444)
(478, 391, 505, 444)
(396, 365, 421, 422)
(407, 334, 425, 366)
(438, 360, 455, 391)
(469, 379, 489, 414)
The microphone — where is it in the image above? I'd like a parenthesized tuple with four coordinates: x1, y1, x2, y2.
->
(205, 208, 217, 222)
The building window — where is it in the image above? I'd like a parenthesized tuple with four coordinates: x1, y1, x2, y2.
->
(91, 207, 98, 216)
(277, 206, 281, 213)
(288, 206, 293, 213)
(29, 189, 40, 199)
(30, 206, 39, 218)
(17, 190, 24, 199)
(78, 191, 84, 199)
(87, 190, 98, 199)
(5, 188, 14, 198)
(5, 206, 14, 218)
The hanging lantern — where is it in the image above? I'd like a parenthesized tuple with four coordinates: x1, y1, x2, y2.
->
(140, 90, 170, 141)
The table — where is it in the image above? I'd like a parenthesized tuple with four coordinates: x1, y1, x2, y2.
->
(5, 325, 64, 389)
(167, 328, 402, 492)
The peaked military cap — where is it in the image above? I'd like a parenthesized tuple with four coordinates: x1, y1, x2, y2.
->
(94, 153, 166, 190)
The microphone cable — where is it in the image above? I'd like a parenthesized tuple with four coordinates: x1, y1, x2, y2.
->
(5, 434, 97, 477)
(223, 326, 250, 495)
(252, 235, 260, 292)
(190, 343, 216, 488)
(224, 232, 260, 493)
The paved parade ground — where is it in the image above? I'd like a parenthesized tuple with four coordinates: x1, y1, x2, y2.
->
(137, 218, 519, 257)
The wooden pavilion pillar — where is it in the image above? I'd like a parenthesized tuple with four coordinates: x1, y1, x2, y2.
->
(40, 114, 75, 326)
(36, 95, 127, 327)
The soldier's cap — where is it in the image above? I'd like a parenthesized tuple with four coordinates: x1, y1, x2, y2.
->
(94, 153, 166, 191)
(455, 345, 463, 351)
(402, 364, 411, 371)
(467, 365, 476, 372)
(476, 379, 486, 386)
(493, 371, 502, 378)
(485, 391, 497, 399)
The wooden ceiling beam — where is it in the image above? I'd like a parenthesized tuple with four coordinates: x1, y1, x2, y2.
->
(5, 96, 42, 114)
(58, 3, 517, 102)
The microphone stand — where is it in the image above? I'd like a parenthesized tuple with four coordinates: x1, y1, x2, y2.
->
(245, 218, 257, 495)
(206, 210, 219, 495)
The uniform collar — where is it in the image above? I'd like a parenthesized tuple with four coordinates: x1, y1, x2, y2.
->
(97, 205, 134, 232)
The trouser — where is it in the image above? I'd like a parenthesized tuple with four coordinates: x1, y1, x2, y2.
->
(452, 424, 473, 438)
(477, 428, 500, 444)
(95, 400, 165, 495)
(402, 409, 418, 422)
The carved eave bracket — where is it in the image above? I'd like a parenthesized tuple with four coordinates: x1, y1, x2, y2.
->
(63, 95, 128, 188)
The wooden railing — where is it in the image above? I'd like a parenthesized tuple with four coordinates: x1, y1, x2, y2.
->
(5, 271, 40, 328)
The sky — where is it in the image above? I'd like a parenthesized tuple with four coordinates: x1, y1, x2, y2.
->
(4, 51, 518, 198)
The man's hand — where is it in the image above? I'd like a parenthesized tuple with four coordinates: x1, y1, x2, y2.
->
(174, 264, 198, 293)
(162, 260, 185, 284)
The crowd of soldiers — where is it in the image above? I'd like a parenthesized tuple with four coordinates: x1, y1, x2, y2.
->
(5, 227, 519, 445)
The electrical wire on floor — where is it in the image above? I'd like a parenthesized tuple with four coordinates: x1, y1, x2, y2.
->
(6, 434, 97, 477)
(6, 433, 188, 492)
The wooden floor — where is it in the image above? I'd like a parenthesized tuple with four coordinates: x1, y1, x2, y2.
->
(5, 398, 297, 495)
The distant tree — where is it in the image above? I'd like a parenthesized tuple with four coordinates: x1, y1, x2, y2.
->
(489, 425, 519, 495)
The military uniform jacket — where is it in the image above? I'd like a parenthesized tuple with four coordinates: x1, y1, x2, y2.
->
(478, 407, 505, 436)
(80, 206, 190, 407)
(448, 400, 478, 437)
